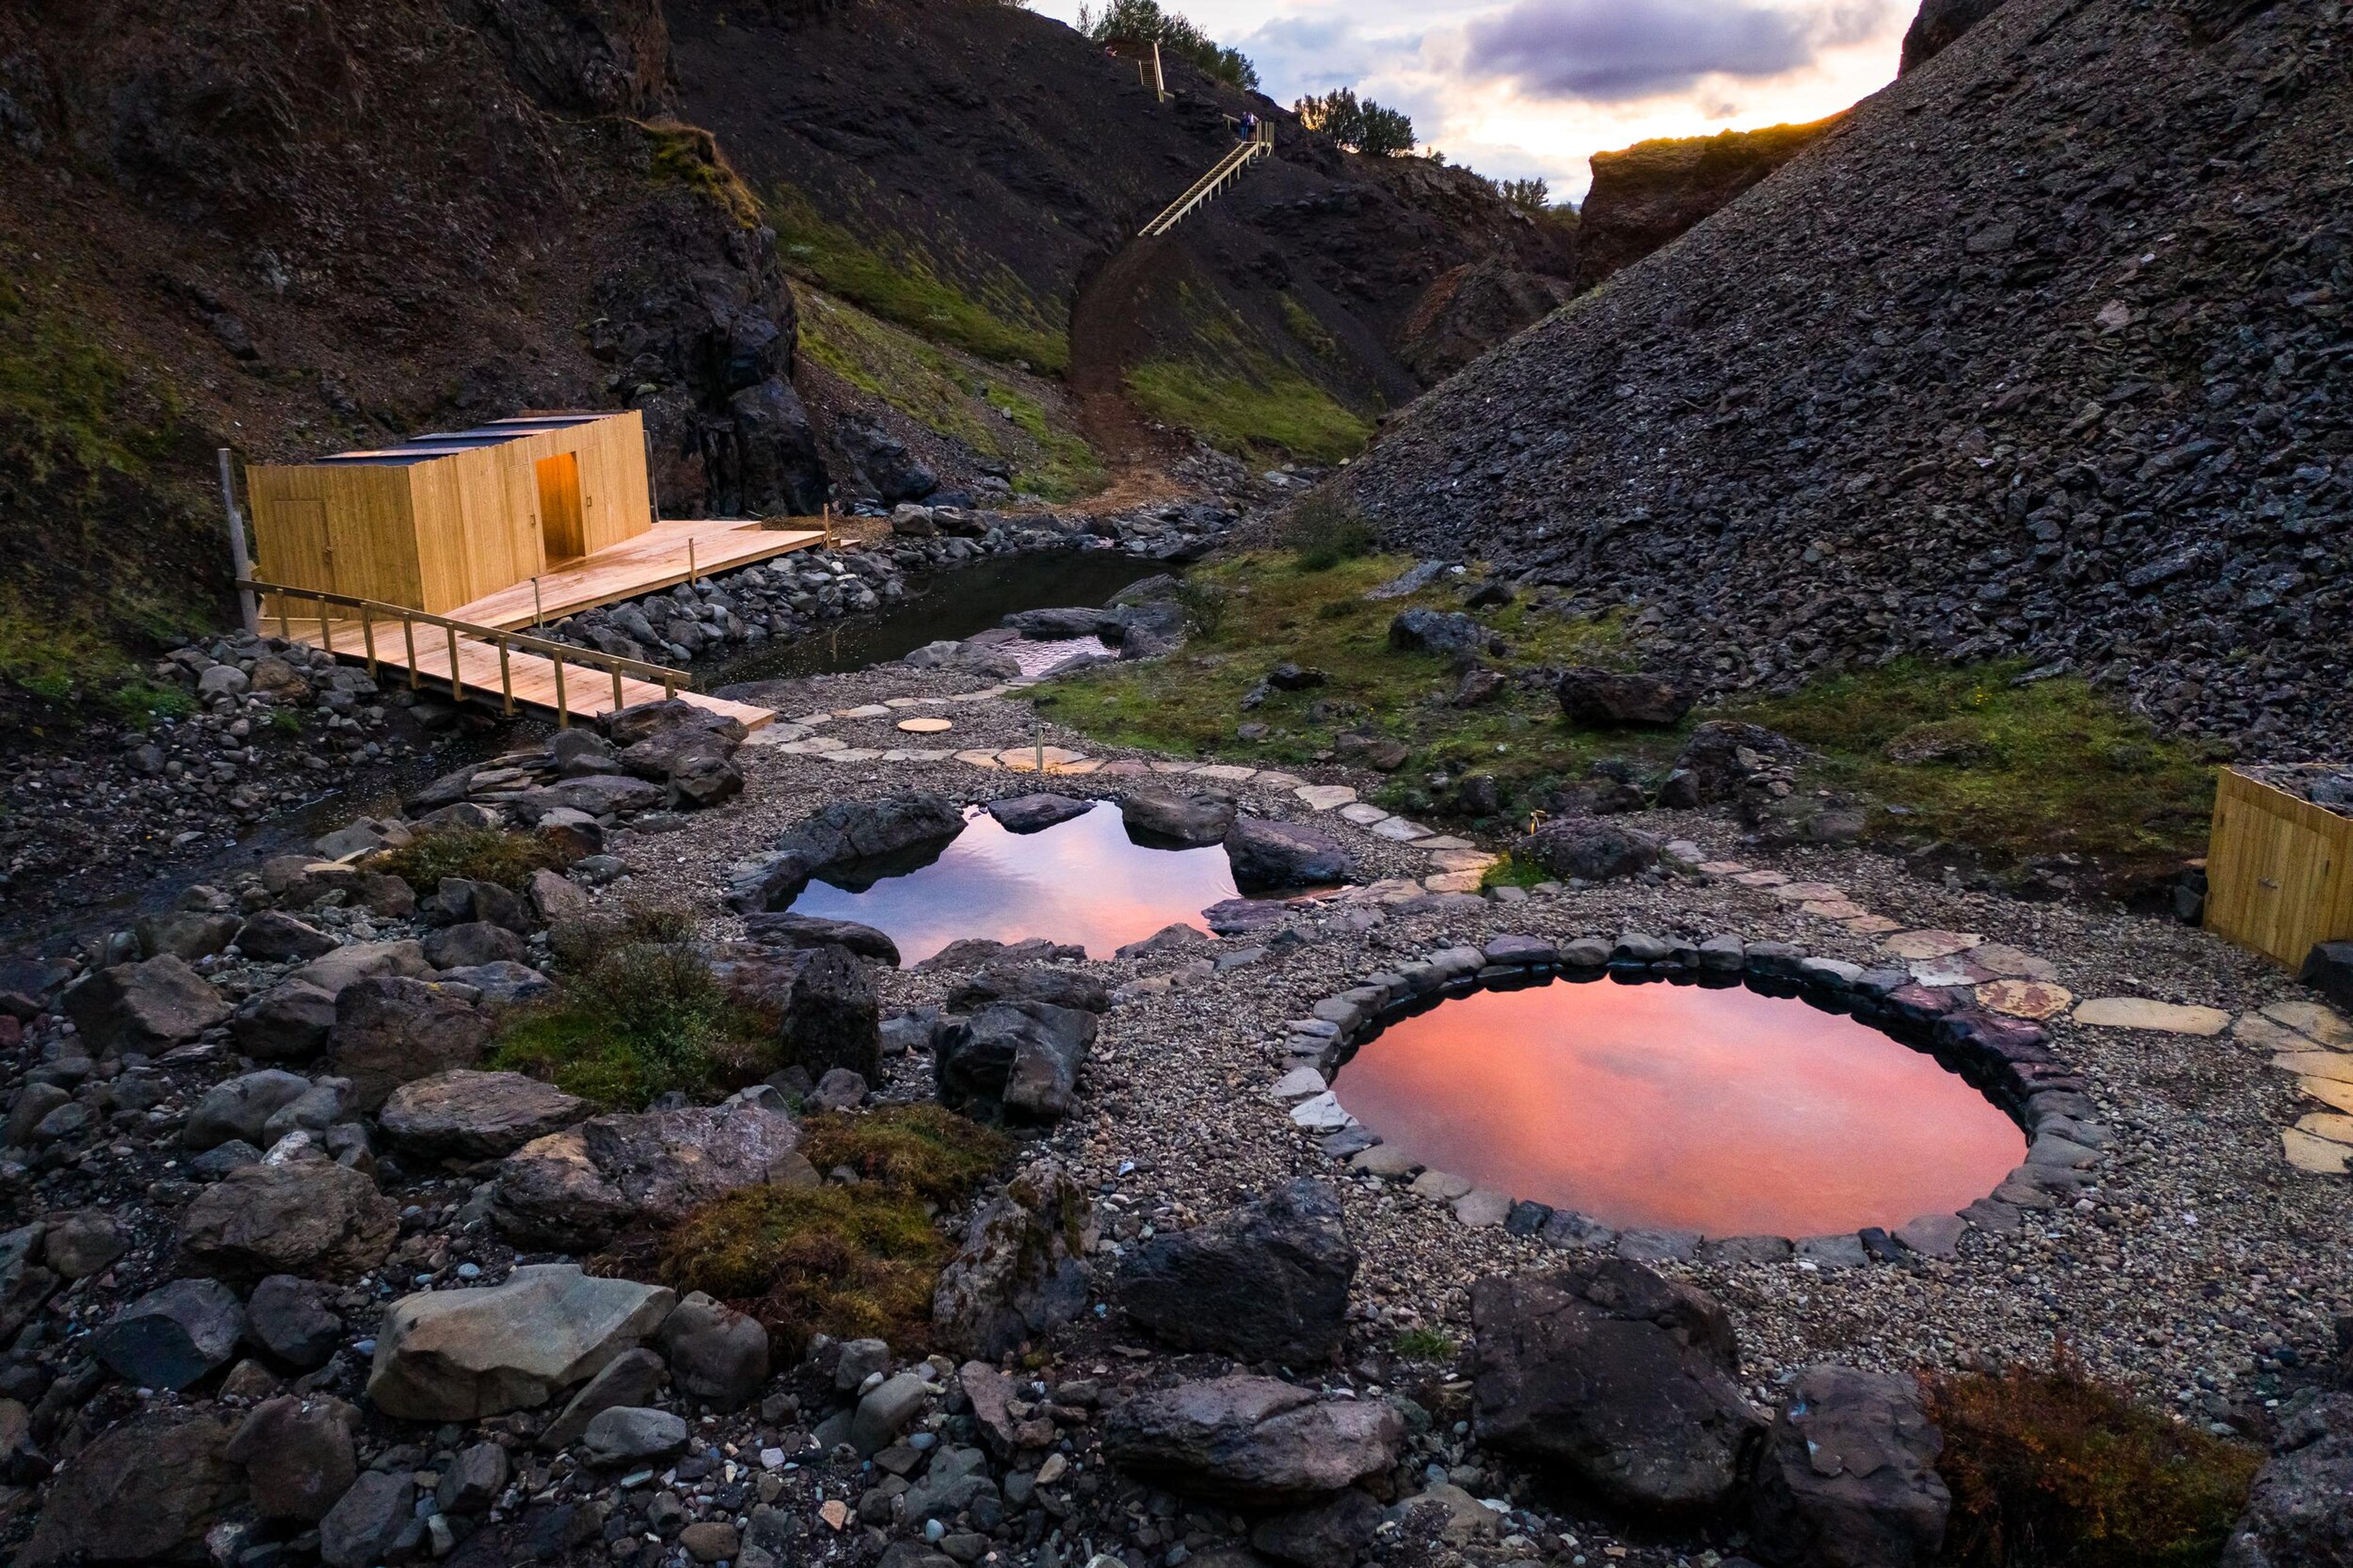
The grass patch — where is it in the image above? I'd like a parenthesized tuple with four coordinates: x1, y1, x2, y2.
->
(801, 1105, 1012, 1205)
(768, 184, 1067, 372)
(1279, 491, 1376, 570)
(1728, 660, 2216, 863)
(1925, 1356, 2262, 1568)
(661, 1103, 1009, 1349)
(491, 906, 776, 1108)
(1125, 357, 1371, 465)
(1278, 294, 1340, 360)
(1393, 1327, 1458, 1360)
(374, 827, 564, 893)
(637, 121, 762, 229)
(1479, 854, 1548, 890)
(0, 276, 181, 491)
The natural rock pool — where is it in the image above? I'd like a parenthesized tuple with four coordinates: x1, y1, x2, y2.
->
(782, 800, 1239, 964)
(1332, 977, 2027, 1238)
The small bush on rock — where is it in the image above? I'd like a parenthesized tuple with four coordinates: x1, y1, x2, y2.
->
(662, 1184, 947, 1349)
(801, 1105, 1010, 1205)
(1173, 578, 1232, 640)
(1923, 1354, 2261, 1568)
(376, 827, 561, 893)
(1281, 493, 1376, 570)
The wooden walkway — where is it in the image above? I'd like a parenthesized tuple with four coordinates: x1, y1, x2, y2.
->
(451, 518, 828, 631)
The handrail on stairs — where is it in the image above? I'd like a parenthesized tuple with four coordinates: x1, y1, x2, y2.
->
(1139, 121, 1274, 238)
(237, 575, 691, 727)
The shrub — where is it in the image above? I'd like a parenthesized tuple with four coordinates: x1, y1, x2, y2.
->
(1172, 578, 1232, 640)
(1294, 88, 1415, 156)
(661, 1184, 949, 1349)
(374, 827, 563, 893)
(1280, 493, 1376, 570)
(1923, 1354, 2262, 1568)
(1393, 1327, 1457, 1360)
(801, 1105, 1011, 1206)
(1080, 0, 1259, 90)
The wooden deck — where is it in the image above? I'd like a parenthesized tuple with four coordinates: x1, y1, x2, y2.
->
(450, 517, 828, 631)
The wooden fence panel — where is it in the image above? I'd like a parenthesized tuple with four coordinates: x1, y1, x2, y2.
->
(2205, 767, 2353, 968)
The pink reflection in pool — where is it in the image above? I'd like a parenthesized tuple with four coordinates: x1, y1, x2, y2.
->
(786, 803, 1238, 964)
(1332, 979, 2025, 1238)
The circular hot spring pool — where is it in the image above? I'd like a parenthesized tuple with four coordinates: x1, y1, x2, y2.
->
(1330, 976, 2028, 1238)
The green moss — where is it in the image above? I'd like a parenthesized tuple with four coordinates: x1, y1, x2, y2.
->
(1926, 1357, 2262, 1568)
(800, 1105, 1012, 1206)
(1124, 357, 1371, 464)
(768, 185, 1067, 372)
(0, 278, 180, 491)
(637, 121, 763, 229)
(660, 1183, 950, 1350)
(374, 827, 563, 893)
(1393, 1327, 1458, 1360)
(1278, 294, 1341, 360)
(983, 381, 1107, 501)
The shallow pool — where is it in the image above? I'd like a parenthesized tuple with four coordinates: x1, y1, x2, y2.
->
(1332, 977, 2025, 1238)
(784, 801, 1239, 964)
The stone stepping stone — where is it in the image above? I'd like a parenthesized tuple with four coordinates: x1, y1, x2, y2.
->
(792, 711, 833, 725)
(1417, 835, 1474, 850)
(1097, 760, 1154, 775)
(1844, 915, 1903, 934)
(1338, 803, 1391, 826)
(2264, 1000, 2353, 1047)
(1880, 929, 1984, 960)
(881, 749, 954, 762)
(1732, 871, 1789, 887)
(1295, 784, 1357, 811)
(1773, 881, 1847, 902)
(1976, 979, 2075, 1020)
(1453, 1189, 1511, 1227)
(953, 749, 1002, 768)
(2232, 1015, 2315, 1052)
(1350, 1144, 1420, 1177)
(1422, 871, 1485, 894)
(1358, 877, 1427, 903)
(1799, 898, 1870, 920)
(1268, 1067, 1327, 1100)
(1968, 942, 2060, 982)
(1289, 1092, 1355, 1132)
(1192, 764, 1259, 783)
(1370, 817, 1433, 843)
(2075, 997, 2232, 1035)
(823, 749, 884, 763)
(2296, 1112, 2353, 1146)
(802, 736, 847, 752)
(2281, 1129, 2352, 1175)
(994, 746, 1087, 769)
(740, 724, 812, 749)
(2298, 1077, 2353, 1114)
(1912, 957, 1994, 988)
(2276, 1051, 2353, 1085)
(1053, 759, 1104, 776)
(1148, 760, 1201, 773)
(1256, 772, 1307, 789)
(1408, 1168, 1474, 1202)
(1428, 849, 1500, 874)
(833, 705, 892, 719)
(1697, 861, 1748, 875)
(896, 717, 953, 734)
(883, 697, 923, 708)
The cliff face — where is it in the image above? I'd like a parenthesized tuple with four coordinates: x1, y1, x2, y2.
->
(1343, 0, 2353, 754)
(1571, 117, 1844, 291)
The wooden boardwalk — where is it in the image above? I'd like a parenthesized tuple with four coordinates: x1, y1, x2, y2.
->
(450, 518, 826, 631)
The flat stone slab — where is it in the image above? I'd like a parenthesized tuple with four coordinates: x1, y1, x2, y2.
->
(1417, 835, 1474, 850)
(1976, 980, 2075, 1020)
(1732, 871, 1789, 887)
(1893, 1212, 1966, 1259)
(823, 748, 884, 763)
(2282, 1128, 2352, 1175)
(1268, 1067, 1327, 1100)
(1408, 1169, 1474, 1202)
(1912, 958, 1992, 987)
(1422, 871, 1485, 894)
(1800, 899, 1870, 920)
(1148, 760, 1200, 773)
(1844, 914, 1903, 934)
(833, 705, 893, 719)
(953, 749, 1002, 768)
(2299, 1077, 2353, 1114)
(1288, 1092, 1355, 1132)
(1191, 764, 1259, 782)
(1697, 861, 1748, 875)
(1428, 849, 1499, 873)
(1453, 1189, 1511, 1226)
(1351, 1144, 1420, 1176)
(1370, 817, 1433, 842)
(1773, 881, 1847, 902)
(2264, 1000, 2353, 1047)
(1254, 771, 1307, 788)
(1096, 760, 1154, 775)
(2277, 1051, 2353, 1085)
(1296, 785, 1357, 811)
(1969, 942, 2061, 982)
(995, 746, 1087, 768)
(1338, 803, 1390, 826)
(883, 697, 922, 708)
(2295, 1112, 2353, 1146)
(896, 717, 953, 733)
(2235, 1014, 2316, 1051)
(1880, 929, 1984, 960)
(2076, 997, 2232, 1034)
(1052, 758, 1103, 775)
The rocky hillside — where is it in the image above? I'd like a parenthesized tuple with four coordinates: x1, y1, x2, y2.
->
(1344, 0, 2353, 756)
(1569, 117, 1843, 291)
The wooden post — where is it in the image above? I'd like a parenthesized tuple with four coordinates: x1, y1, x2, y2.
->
(532, 577, 543, 633)
(1150, 40, 1165, 99)
(498, 639, 515, 716)
(360, 605, 377, 677)
(688, 538, 697, 586)
(611, 665, 624, 712)
(402, 616, 420, 691)
(551, 656, 568, 728)
(663, 671, 678, 700)
(276, 597, 291, 640)
(319, 604, 335, 656)
(643, 423, 661, 529)
(446, 626, 463, 702)
(217, 449, 259, 636)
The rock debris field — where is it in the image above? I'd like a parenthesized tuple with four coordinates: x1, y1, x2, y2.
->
(1, 651, 2348, 1568)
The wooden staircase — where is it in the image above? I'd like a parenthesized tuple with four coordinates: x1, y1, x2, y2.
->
(1140, 122, 1274, 238)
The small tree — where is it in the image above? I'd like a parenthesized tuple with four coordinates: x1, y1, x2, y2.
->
(1293, 87, 1415, 157)
(1079, 0, 1260, 91)
(1499, 176, 1550, 214)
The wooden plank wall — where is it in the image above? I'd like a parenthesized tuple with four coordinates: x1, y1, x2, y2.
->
(245, 463, 423, 607)
(2205, 767, 2353, 968)
(408, 447, 545, 613)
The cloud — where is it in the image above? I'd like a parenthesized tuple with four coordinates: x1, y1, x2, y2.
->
(1463, 0, 1892, 102)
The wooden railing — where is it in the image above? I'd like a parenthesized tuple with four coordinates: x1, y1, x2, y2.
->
(1140, 121, 1273, 238)
(237, 577, 690, 727)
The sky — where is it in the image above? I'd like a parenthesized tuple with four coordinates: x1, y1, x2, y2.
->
(1033, 0, 1912, 202)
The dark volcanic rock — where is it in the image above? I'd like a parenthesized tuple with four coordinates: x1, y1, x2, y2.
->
(1514, 816, 1661, 882)
(229, 1393, 360, 1522)
(246, 1274, 345, 1369)
(713, 941, 884, 1078)
(1572, 118, 1839, 289)
(934, 1001, 1097, 1123)
(1225, 816, 1352, 893)
(1556, 667, 1695, 727)
(1101, 1375, 1404, 1507)
(21, 1407, 240, 1566)
(491, 1100, 802, 1251)
(1901, 0, 2011, 71)
(328, 975, 493, 1112)
(945, 964, 1113, 1015)
(1471, 1261, 1766, 1513)
(1748, 1366, 1950, 1568)
(743, 911, 903, 965)
(93, 1277, 246, 1390)
(1387, 607, 1487, 659)
(1121, 787, 1237, 847)
(933, 1164, 1097, 1358)
(2224, 1391, 2353, 1568)
(379, 1069, 589, 1160)
(729, 793, 966, 910)
(986, 792, 1094, 833)
(180, 1157, 402, 1282)
(61, 954, 230, 1055)
(1118, 1179, 1357, 1363)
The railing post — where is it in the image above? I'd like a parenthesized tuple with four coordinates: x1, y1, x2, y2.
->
(688, 538, 697, 586)
(551, 656, 568, 728)
(446, 626, 463, 702)
(319, 604, 335, 656)
(218, 450, 259, 637)
(360, 605, 377, 677)
(276, 596, 290, 640)
(402, 615, 420, 691)
(498, 638, 515, 716)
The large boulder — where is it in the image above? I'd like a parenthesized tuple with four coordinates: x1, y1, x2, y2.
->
(611, 700, 747, 809)
(233, 910, 339, 963)
(1387, 608, 1488, 659)
(1121, 788, 1235, 847)
(1102, 1375, 1405, 1507)
(1670, 721, 1803, 806)
(366, 1263, 677, 1421)
(741, 911, 902, 966)
(727, 793, 966, 911)
(987, 793, 1094, 834)
(1470, 1261, 1766, 1514)
(229, 981, 341, 1062)
(933, 1164, 1097, 1358)
(327, 975, 493, 1112)
(491, 1099, 803, 1251)
(60, 954, 230, 1055)
(1003, 607, 1104, 639)
(179, 1156, 401, 1282)
(319, 1469, 419, 1568)
(228, 1394, 361, 1521)
(20, 1407, 241, 1565)
(1225, 816, 1352, 893)
(287, 938, 432, 999)
(2224, 1390, 2353, 1568)
(422, 920, 528, 970)
(1118, 1180, 1357, 1364)
(711, 942, 883, 1078)
(934, 1001, 1096, 1123)
(1514, 816, 1662, 882)
(945, 964, 1113, 1016)
(184, 1068, 314, 1151)
(379, 1069, 589, 1161)
(1748, 1366, 1950, 1568)
(513, 773, 664, 822)
(1556, 667, 1694, 728)
(93, 1278, 246, 1390)
(137, 910, 241, 962)
(246, 1274, 344, 1369)
(657, 1291, 770, 1411)
(903, 639, 1023, 679)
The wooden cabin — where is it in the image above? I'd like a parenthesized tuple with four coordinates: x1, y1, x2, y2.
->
(244, 411, 653, 616)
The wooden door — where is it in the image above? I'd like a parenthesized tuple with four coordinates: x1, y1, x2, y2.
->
(2208, 771, 2353, 966)
(536, 453, 586, 563)
(266, 498, 335, 591)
